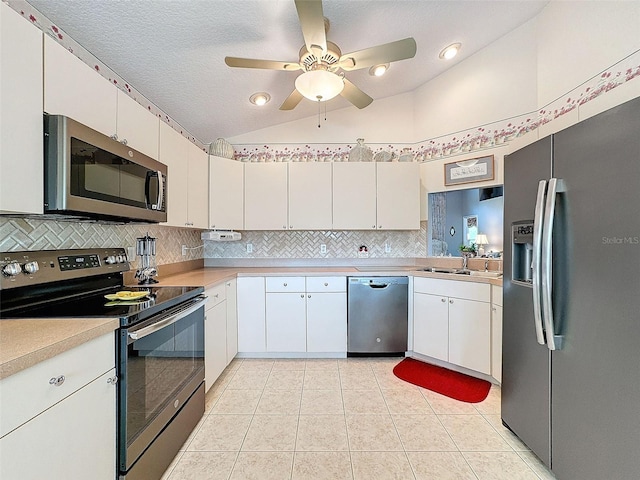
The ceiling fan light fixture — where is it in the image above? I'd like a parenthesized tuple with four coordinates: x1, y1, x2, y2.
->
(295, 70, 344, 102)
(249, 92, 271, 106)
(439, 43, 461, 60)
(369, 63, 389, 77)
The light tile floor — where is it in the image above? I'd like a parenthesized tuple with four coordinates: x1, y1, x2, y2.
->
(162, 357, 557, 480)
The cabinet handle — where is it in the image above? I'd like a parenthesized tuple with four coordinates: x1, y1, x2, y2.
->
(121, 138, 128, 145)
(378, 225, 382, 229)
(372, 225, 376, 229)
(214, 294, 219, 298)
(107, 376, 118, 385)
(441, 298, 446, 302)
(449, 299, 454, 304)
(492, 307, 497, 312)
(49, 375, 65, 387)
(226, 282, 231, 286)
(283, 283, 287, 287)
(110, 134, 118, 141)
(324, 283, 328, 287)
(300, 294, 304, 298)
(211, 225, 216, 229)
(308, 294, 311, 298)
(289, 225, 293, 229)
(283, 225, 287, 229)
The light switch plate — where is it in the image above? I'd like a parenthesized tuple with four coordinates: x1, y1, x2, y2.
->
(320, 244, 327, 254)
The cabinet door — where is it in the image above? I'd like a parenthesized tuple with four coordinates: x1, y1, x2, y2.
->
(187, 142, 209, 228)
(491, 304, 503, 383)
(245, 162, 288, 230)
(0, 369, 116, 480)
(44, 35, 117, 136)
(448, 298, 491, 375)
(376, 162, 420, 229)
(332, 162, 377, 230)
(159, 122, 188, 227)
(266, 292, 306, 352)
(209, 156, 244, 230)
(205, 301, 227, 391)
(0, 3, 43, 215)
(288, 162, 332, 230)
(306, 292, 347, 353)
(413, 292, 449, 361)
(225, 279, 238, 364)
(237, 277, 266, 353)
(116, 90, 159, 159)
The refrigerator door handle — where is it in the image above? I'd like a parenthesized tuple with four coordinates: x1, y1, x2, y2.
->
(541, 177, 566, 350)
(532, 180, 547, 345)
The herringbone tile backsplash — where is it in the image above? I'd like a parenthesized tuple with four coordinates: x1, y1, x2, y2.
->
(1, 218, 427, 264)
(204, 222, 427, 259)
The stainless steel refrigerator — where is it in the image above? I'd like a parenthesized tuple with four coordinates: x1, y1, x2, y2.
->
(502, 96, 640, 480)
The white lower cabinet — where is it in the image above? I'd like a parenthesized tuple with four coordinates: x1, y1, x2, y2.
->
(238, 276, 347, 356)
(306, 292, 347, 353)
(413, 277, 491, 375)
(491, 285, 503, 383)
(225, 279, 238, 363)
(237, 277, 266, 353)
(204, 283, 227, 391)
(0, 333, 116, 480)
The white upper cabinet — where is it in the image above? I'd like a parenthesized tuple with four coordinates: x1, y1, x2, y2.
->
(187, 143, 209, 229)
(209, 156, 244, 230)
(44, 35, 117, 137)
(159, 122, 188, 227)
(115, 90, 159, 159)
(376, 162, 420, 229)
(288, 162, 332, 230)
(44, 36, 159, 159)
(332, 162, 377, 230)
(244, 162, 288, 230)
(0, 3, 43, 215)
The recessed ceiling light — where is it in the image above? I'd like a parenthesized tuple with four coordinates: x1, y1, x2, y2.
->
(369, 63, 389, 77)
(249, 92, 271, 106)
(439, 43, 461, 60)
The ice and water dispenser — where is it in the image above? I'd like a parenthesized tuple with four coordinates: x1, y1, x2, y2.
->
(512, 221, 534, 284)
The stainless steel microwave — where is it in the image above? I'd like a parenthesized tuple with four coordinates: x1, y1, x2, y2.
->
(44, 115, 167, 223)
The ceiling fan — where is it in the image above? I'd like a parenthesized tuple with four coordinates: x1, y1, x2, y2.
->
(224, 0, 417, 110)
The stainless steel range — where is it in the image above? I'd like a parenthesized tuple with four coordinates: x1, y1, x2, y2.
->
(0, 248, 206, 480)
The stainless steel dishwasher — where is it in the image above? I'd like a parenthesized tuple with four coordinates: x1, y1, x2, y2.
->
(347, 276, 408, 355)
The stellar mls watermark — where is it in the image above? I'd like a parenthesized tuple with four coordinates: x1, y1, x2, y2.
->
(602, 236, 639, 245)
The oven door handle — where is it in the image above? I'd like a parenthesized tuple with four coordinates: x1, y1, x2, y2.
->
(128, 296, 207, 341)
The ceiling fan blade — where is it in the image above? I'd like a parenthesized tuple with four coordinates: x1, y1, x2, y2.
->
(294, 0, 327, 58)
(338, 37, 417, 71)
(225, 57, 301, 71)
(280, 89, 305, 110)
(341, 78, 373, 109)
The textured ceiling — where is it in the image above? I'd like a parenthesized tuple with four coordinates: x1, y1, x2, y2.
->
(26, 0, 549, 144)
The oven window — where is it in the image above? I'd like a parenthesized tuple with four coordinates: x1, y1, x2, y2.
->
(125, 306, 204, 448)
(70, 137, 152, 208)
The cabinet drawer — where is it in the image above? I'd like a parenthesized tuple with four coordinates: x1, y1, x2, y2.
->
(0, 333, 114, 437)
(306, 276, 346, 293)
(205, 283, 226, 308)
(414, 277, 490, 302)
(265, 276, 305, 292)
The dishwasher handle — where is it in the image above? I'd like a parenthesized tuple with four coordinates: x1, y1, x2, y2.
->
(368, 283, 390, 289)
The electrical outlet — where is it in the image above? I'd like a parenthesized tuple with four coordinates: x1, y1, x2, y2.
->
(246, 243, 253, 253)
(385, 242, 391, 253)
(320, 244, 327, 254)
(126, 246, 136, 261)
(181, 245, 187, 256)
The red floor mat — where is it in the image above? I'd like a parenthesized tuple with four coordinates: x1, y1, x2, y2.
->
(393, 357, 491, 403)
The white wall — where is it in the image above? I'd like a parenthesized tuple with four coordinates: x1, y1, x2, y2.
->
(413, 19, 538, 140)
(536, 1, 640, 106)
(228, 92, 416, 145)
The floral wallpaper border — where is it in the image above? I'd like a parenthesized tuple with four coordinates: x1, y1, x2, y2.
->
(230, 50, 640, 163)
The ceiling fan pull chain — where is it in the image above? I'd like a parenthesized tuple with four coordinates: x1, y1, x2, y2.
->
(317, 96, 322, 128)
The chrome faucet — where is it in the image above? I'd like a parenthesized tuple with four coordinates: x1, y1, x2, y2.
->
(485, 259, 489, 272)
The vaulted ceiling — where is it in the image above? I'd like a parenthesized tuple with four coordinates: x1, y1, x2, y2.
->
(27, 0, 549, 143)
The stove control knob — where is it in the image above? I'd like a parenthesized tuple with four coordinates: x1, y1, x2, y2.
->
(116, 255, 125, 263)
(105, 256, 116, 265)
(23, 261, 39, 274)
(2, 262, 22, 276)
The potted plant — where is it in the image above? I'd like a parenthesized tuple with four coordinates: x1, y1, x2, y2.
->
(459, 243, 477, 256)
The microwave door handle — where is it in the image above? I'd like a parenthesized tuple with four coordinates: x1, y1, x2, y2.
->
(541, 178, 565, 351)
(532, 180, 547, 345)
(156, 170, 164, 211)
(128, 296, 207, 341)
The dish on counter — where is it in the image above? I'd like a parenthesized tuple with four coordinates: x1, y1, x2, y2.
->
(104, 291, 149, 301)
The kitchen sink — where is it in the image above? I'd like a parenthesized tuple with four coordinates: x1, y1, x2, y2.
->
(469, 270, 503, 278)
(418, 267, 502, 278)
